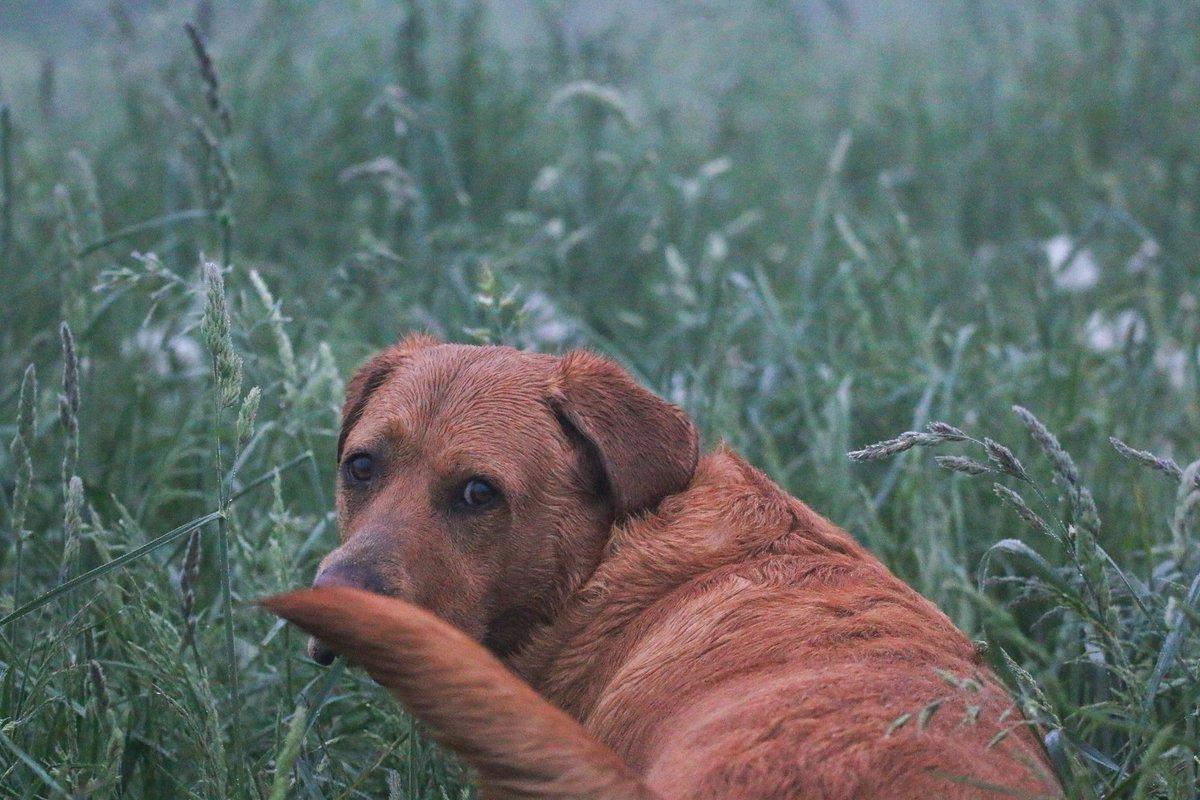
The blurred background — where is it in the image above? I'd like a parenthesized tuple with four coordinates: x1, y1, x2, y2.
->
(1, 1, 1198, 797)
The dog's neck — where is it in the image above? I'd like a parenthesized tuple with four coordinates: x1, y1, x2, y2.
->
(506, 448, 866, 716)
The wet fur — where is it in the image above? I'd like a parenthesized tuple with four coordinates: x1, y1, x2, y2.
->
(264, 338, 1062, 799)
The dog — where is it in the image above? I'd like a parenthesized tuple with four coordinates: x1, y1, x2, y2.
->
(264, 335, 1063, 799)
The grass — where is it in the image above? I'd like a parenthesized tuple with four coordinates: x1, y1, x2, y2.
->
(0, 0, 1198, 797)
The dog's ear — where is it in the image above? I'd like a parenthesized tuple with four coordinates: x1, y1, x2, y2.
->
(337, 334, 441, 461)
(552, 351, 699, 518)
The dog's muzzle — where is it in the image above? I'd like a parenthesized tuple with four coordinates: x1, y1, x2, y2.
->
(305, 562, 390, 666)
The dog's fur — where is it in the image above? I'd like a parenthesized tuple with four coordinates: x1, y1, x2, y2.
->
(264, 336, 1063, 799)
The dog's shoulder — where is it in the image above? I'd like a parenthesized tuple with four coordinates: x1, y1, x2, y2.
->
(521, 448, 888, 709)
(643, 447, 867, 561)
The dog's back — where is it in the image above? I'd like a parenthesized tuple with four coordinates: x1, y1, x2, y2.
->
(509, 450, 1058, 798)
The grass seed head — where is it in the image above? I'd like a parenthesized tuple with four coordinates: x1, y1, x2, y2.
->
(983, 438, 1030, 482)
(59, 323, 80, 490)
(180, 527, 202, 651)
(936, 455, 994, 476)
(992, 483, 1054, 538)
(886, 712, 912, 736)
(249, 269, 298, 388)
(201, 261, 244, 408)
(1013, 405, 1078, 487)
(918, 697, 945, 730)
(9, 364, 37, 536)
(1110, 437, 1183, 482)
(927, 421, 968, 440)
(237, 386, 260, 451)
(184, 22, 232, 134)
(60, 475, 83, 582)
(849, 431, 951, 462)
(85, 629, 110, 714)
(268, 704, 308, 800)
(59, 322, 79, 430)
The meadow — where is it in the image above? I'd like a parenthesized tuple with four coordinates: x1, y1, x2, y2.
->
(0, 1, 1198, 797)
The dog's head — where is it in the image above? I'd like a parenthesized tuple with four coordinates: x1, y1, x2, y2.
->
(307, 335, 699, 664)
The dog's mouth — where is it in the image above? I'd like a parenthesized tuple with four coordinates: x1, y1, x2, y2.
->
(307, 636, 339, 666)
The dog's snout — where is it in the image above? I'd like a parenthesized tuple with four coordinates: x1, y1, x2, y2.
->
(307, 562, 395, 666)
(313, 562, 389, 594)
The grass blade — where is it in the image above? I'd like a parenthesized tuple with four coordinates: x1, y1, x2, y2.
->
(0, 728, 69, 797)
(1143, 570, 1200, 711)
(75, 208, 213, 258)
(978, 539, 1075, 603)
(0, 511, 222, 628)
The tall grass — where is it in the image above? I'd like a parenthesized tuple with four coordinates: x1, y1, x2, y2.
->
(852, 411, 1200, 797)
(1, 1, 1197, 796)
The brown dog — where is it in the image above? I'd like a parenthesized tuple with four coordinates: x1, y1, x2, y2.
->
(264, 335, 1062, 799)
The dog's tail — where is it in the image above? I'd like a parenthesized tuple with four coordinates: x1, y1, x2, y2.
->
(262, 586, 660, 800)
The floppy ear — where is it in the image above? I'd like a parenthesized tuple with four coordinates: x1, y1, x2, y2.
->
(552, 350, 699, 518)
(337, 333, 441, 461)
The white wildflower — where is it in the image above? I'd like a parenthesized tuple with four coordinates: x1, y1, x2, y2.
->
(1082, 309, 1146, 353)
(1044, 234, 1099, 291)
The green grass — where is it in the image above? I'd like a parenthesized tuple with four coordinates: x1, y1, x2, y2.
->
(0, 1, 1198, 797)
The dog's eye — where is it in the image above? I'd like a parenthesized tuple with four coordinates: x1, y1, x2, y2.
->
(344, 454, 373, 484)
(460, 478, 500, 509)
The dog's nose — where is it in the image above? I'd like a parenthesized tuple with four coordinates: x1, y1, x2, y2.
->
(306, 563, 390, 666)
(313, 562, 389, 594)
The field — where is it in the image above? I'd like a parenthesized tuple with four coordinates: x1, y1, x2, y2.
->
(1, 0, 1198, 797)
